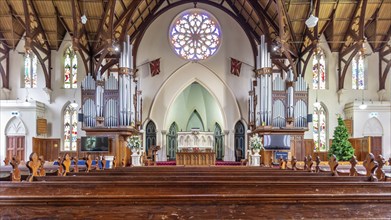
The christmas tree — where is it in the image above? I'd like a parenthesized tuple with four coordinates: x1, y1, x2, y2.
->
(328, 116, 355, 161)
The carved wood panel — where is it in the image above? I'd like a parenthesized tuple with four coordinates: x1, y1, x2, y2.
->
(6, 136, 25, 162)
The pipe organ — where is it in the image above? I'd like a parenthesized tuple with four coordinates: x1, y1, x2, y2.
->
(249, 36, 309, 130)
(81, 35, 142, 130)
(81, 71, 140, 129)
(80, 36, 142, 166)
(249, 35, 309, 162)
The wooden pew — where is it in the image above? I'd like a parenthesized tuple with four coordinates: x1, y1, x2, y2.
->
(1, 153, 391, 219)
(1, 171, 390, 219)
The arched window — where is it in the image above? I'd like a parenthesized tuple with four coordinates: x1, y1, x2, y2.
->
(24, 53, 37, 88)
(64, 46, 78, 88)
(214, 123, 224, 160)
(352, 49, 365, 90)
(63, 103, 78, 151)
(167, 122, 178, 160)
(234, 121, 245, 162)
(313, 102, 327, 152)
(145, 120, 157, 153)
(169, 9, 221, 60)
(312, 47, 326, 89)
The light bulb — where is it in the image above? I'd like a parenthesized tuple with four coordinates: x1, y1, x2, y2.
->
(70, 100, 78, 108)
(359, 103, 367, 110)
(81, 15, 87, 24)
(305, 14, 319, 28)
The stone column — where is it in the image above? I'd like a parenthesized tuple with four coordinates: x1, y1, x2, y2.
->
(223, 130, 230, 161)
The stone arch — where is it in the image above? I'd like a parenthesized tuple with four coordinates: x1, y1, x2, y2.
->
(363, 117, 383, 136)
(149, 62, 241, 132)
(5, 116, 27, 136)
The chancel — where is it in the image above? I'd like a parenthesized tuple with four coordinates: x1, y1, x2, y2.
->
(0, 0, 390, 219)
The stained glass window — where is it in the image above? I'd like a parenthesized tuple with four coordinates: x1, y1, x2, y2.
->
(63, 104, 78, 151)
(312, 47, 326, 89)
(313, 102, 327, 152)
(352, 50, 365, 90)
(169, 9, 221, 60)
(24, 53, 37, 88)
(64, 46, 77, 88)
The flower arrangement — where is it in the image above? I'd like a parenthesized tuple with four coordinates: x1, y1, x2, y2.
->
(126, 135, 141, 149)
(249, 134, 264, 150)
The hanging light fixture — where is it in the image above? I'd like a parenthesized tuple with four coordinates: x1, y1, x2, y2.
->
(305, 0, 319, 28)
(81, 0, 87, 24)
(359, 90, 367, 110)
(70, 100, 79, 108)
(70, 89, 78, 108)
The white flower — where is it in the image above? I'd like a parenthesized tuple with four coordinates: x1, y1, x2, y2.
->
(250, 134, 264, 150)
(126, 136, 141, 149)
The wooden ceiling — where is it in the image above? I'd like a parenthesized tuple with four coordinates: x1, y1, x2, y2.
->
(0, 0, 390, 91)
(0, 0, 388, 53)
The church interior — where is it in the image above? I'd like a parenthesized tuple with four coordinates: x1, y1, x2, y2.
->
(0, 0, 390, 218)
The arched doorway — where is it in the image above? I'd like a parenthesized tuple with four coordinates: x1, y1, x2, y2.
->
(167, 122, 178, 160)
(5, 117, 27, 161)
(145, 120, 157, 153)
(234, 121, 245, 162)
(214, 123, 224, 160)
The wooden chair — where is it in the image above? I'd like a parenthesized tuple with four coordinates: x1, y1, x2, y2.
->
(235, 148, 243, 162)
(10, 157, 21, 182)
(26, 152, 40, 182)
(148, 145, 160, 162)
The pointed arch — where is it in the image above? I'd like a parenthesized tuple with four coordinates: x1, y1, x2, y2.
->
(5, 116, 27, 136)
(24, 53, 37, 88)
(313, 102, 328, 152)
(64, 46, 78, 88)
(145, 120, 157, 153)
(352, 51, 366, 90)
(312, 47, 327, 89)
(167, 122, 178, 160)
(234, 121, 245, 162)
(63, 102, 78, 151)
(186, 110, 205, 131)
(214, 123, 224, 160)
(363, 117, 383, 136)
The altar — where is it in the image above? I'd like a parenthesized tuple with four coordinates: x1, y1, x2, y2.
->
(176, 151, 216, 166)
(177, 131, 214, 150)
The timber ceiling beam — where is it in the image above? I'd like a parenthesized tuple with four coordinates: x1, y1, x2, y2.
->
(378, 45, 390, 92)
(224, 0, 260, 43)
(299, 0, 321, 77)
(119, 0, 143, 42)
(276, 0, 298, 78)
(321, 0, 339, 51)
(93, 0, 113, 55)
(337, 0, 368, 91)
(364, 0, 383, 52)
(132, 0, 258, 73)
(246, 0, 271, 39)
(0, 32, 9, 89)
(21, 0, 52, 90)
(93, 0, 117, 76)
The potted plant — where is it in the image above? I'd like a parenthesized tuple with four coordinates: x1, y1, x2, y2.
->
(127, 135, 141, 155)
(249, 133, 264, 155)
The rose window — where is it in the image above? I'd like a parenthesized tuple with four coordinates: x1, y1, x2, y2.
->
(169, 9, 221, 60)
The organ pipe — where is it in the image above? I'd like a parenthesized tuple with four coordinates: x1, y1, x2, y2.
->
(80, 35, 141, 130)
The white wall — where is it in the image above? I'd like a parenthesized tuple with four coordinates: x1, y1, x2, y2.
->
(0, 100, 43, 163)
(304, 35, 391, 158)
(0, 3, 390, 162)
(138, 3, 254, 161)
(344, 101, 391, 158)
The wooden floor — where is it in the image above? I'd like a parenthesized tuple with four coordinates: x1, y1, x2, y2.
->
(1, 166, 391, 219)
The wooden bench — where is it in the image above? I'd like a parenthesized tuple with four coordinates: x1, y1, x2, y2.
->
(1, 153, 391, 219)
(1, 172, 390, 219)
